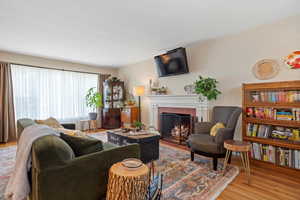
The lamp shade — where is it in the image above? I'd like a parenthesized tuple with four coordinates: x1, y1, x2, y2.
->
(133, 86, 145, 96)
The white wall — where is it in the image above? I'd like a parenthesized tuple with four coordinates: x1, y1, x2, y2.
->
(0, 51, 118, 75)
(118, 15, 300, 130)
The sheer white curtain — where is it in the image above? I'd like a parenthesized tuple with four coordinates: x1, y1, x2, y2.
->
(11, 64, 98, 122)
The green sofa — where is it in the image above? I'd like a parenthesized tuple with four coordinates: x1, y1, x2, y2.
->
(17, 119, 140, 200)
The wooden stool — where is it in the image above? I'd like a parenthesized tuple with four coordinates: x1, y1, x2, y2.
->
(107, 162, 150, 200)
(223, 140, 251, 184)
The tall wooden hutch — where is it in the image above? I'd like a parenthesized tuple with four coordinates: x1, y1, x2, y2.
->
(102, 79, 125, 129)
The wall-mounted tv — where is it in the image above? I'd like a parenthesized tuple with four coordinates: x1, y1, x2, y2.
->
(154, 47, 189, 77)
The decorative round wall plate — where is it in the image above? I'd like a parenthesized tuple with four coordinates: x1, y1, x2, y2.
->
(252, 59, 280, 80)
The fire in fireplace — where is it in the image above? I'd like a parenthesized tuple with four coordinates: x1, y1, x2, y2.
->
(159, 112, 194, 145)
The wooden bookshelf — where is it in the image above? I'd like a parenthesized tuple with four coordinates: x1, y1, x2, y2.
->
(242, 80, 300, 170)
(245, 102, 300, 108)
(245, 117, 300, 128)
(244, 136, 300, 150)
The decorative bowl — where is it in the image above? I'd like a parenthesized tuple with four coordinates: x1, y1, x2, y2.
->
(121, 158, 143, 169)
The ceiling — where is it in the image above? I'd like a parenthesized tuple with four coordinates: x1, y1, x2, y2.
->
(0, 0, 299, 67)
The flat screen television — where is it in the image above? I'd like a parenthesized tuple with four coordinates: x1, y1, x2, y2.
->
(154, 47, 189, 77)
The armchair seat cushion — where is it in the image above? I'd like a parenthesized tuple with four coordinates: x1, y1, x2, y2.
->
(188, 134, 220, 154)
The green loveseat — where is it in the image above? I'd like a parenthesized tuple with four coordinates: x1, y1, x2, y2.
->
(17, 119, 140, 200)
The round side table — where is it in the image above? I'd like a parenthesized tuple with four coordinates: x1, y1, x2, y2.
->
(106, 162, 150, 200)
(223, 140, 251, 184)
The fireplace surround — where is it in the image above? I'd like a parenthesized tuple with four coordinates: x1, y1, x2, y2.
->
(148, 95, 209, 130)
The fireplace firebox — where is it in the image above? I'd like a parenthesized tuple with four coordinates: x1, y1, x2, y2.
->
(160, 112, 194, 145)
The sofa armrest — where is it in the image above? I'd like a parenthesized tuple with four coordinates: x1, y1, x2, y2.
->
(17, 118, 36, 140)
(31, 144, 140, 200)
(61, 123, 76, 130)
(214, 128, 234, 144)
(194, 122, 214, 134)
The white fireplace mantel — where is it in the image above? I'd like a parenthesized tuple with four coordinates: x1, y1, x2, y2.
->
(148, 94, 210, 129)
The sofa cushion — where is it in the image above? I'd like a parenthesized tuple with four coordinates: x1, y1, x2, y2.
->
(103, 142, 117, 150)
(32, 135, 75, 170)
(60, 133, 103, 156)
(56, 127, 85, 137)
(188, 134, 220, 154)
(35, 117, 64, 129)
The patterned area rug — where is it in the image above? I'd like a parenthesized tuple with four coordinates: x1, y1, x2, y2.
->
(0, 146, 16, 200)
(156, 145, 238, 200)
(0, 132, 239, 200)
(91, 132, 239, 200)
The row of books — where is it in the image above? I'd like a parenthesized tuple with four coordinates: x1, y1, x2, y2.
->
(251, 143, 276, 163)
(246, 123, 300, 141)
(246, 123, 272, 138)
(246, 107, 300, 121)
(251, 143, 300, 169)
(250, 91, 300, 103)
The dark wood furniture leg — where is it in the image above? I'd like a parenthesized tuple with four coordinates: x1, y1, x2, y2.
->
(191, 151, 194, 161)
(213, 156, 218, 171)
(190, 150, 225, 171)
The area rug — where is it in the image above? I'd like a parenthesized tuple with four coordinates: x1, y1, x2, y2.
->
(91, 132, 239, 200)
(0, 132, 239, 200)
(0, 146, 16, 200)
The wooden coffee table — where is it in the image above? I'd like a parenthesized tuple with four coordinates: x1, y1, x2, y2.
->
(107, 130, 160, 163)
(107, 162, 150, 200)
(223, 140, 251, 184)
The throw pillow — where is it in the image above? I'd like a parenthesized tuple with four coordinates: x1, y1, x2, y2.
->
(57, 128, 86, 137)
(60, 133, 103, 156)
(210, 122, 225, 137)
(35, 117, 64, 129)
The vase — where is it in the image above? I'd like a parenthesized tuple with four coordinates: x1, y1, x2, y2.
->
(184, 84, 196, 94)
(88, 112, 98, 120)
(198, 95, 207, 102)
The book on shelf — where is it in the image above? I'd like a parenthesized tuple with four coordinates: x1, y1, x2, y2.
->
(246, 123, 272, 138)
(250, 142, 300, 169)
(246, 107, 300, 121)
(250, 90, 300, 103)
(251, 143, 276, 163)
(246, 123, 300, 141)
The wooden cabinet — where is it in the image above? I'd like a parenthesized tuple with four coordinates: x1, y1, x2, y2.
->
(102, 79, 124, 128)
(103, 80, 125, 109)
(102, 108, 121, 129)
(121, 107, 139, 127)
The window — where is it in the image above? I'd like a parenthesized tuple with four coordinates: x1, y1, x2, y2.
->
(11, 64, 98, 122)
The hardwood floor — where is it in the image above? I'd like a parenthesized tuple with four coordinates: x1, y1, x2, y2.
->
(2, 139, 300, 200)
(0, 141, 16, 148)
(218, 158, 300, 200)
(161, 140, 300, 200)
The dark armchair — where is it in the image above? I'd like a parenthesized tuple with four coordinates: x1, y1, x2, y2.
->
(187, 106, 242, 170)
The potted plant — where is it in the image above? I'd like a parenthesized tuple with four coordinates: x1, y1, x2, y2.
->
(133, 121, 144, 132)
(194, 76, 221, 101)
(86, 87, 103, 120)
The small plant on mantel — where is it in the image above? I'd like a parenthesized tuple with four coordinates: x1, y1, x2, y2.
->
(194, 76, 221, 101)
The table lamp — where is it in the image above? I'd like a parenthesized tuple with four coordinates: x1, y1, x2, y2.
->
(133, 85, 145, 122)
